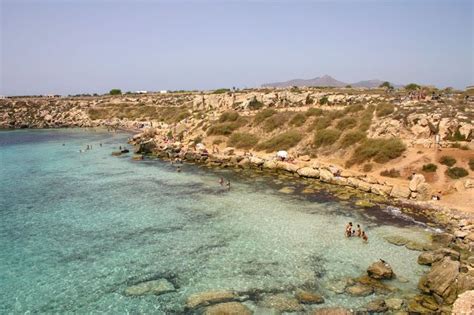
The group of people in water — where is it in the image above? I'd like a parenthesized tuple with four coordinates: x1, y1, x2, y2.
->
(345, 222, 368, 242)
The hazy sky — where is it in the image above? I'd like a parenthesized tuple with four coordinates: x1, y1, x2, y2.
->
(1, 0, 473, 95)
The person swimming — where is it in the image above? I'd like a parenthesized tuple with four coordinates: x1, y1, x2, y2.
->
(362, 231, 368, 242)
(219, 177, 224, 186)
(176, 166, 181, 172)
(345, 222, 353, 237)
(226, 181, 230, 190)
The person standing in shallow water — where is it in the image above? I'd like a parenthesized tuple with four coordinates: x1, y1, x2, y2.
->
(345, 222, 353, 237)
(356, 224, 362, 237)
(226, 181, 230, 191)
(362, 231, 368, 242)
(219, 177, 224, 186)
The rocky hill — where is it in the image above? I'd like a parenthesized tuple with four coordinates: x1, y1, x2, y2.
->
(1, 87, 473, 210)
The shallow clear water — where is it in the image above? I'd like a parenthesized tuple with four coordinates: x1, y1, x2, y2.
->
(0, 129, 430, 313)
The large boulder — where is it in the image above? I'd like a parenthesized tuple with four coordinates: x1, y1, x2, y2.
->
(297, 167, 320, 178)
(452, 290, 474, 315)
(418, 257, 460, 304)
(135, 140, 156, 154)
(409, 173, 426, 192)
(367, 261, 394, 279)
(418, 248, 460, 265)
(390, 185, 411, 199)
(319, 168, 334, 183)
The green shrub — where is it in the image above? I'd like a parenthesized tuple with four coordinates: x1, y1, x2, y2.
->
(207, 122, 241, 136)
(313, 129, 341, 147)
(212, 138, 224, 145)
(306, 108, 324, 117)
(254, 108, 276, 124)
(305, 96, 314, 104)
(340, 131, 367, 147)
(376, 103, 395, 117)
(446, 167, 468, 179)
(422, 163, 438, 172)
(263, 112, 291, 132)
(248, 99, 264, 110)
(405, 83, 420, 91)
(256, 130, 302, 152)
(451, 142, 469, 150)
(193, 136, 203, 145)
(219, 111, 240, 122)
(308, 116, 332, 131)
(347, 138, 406, 166)
(344, 104, 365, 114)
(359, 112, 373, 131)
(213, 88, 230, 94)
(319, 96, 329, 105)
(446, 128, 466, 141)
(109, 89, 122, 95)
(228, 132, 259, 149)
(380, 169, 401, 178)
(289, 113, 307, 126)
(439, 155, 456, 167)
(362, 163, 373, 172)
(328, 110, 344, 120)
(336, 117, 358, 131)
(469, 158, 474, 171)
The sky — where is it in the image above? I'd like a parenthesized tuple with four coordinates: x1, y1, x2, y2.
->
(1, 0, 473, 95)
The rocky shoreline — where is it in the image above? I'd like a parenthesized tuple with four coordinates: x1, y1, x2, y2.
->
(126, 132, 474, 314)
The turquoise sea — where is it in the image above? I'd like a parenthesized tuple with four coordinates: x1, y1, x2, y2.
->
(0, 129, 431, 313)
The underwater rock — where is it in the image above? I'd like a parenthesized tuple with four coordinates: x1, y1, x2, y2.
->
(385, 298, 404, 310)
(111, 151, 122, 156)
(124, 279, 175, 296)
(364, 298, 388, 313)
(355, 199, 375, 208)
(186, 291, 238, 309)
(310, 307, 352, 315)
(384, 235, 409, 246)
(295, 289, 324, 304)
(354, 275, 395, 294)
(278, 187, 295, 194)
(408, 295, 439, 312)
(260, 294, 303, 312)
(367, 261, 394, 279)
(203, 302, 252, 315)
(345, 284, 373, 296)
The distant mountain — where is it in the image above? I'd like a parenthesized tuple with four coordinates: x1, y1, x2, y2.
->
(351, 79, 385, 88)
(262, 75, 400, 89)
(262, 75, 346, 88)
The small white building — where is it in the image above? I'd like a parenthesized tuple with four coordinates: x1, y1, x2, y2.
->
(135, 90, 148, 94)
(160, 90, 168, 94)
